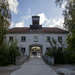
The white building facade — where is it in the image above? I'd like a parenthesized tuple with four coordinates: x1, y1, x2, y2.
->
(5, 16, 68, 57)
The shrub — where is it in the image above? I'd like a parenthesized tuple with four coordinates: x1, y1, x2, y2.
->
(0, 41, 20, 66)
(45, 47, 65, 64)
(0, 43, 9, 66)
(64, 50, 75, 64)
(45, 47, 75, 64)
(9, 41, 20, 64)
(54, 48, 65, 64)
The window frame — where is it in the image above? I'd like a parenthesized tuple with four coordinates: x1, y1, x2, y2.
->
(9, 36, 13, 42)
(47, 36, 50, 41)
(21, 48, 25, 55)
(21, 36, 26, 42)
(58, 36, 62, 44)
(33, 36, 38, 42)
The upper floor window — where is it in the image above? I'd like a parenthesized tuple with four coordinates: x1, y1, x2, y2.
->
(21, 36, 26, 42)
(58, 36, 62, 43)
(47, 36, 50, 41)
(72, 3, 75, 9)
(33, 36, 38, 42)
(9, 36, 13, 42)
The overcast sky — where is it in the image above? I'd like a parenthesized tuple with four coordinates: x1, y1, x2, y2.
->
(8, 0, 66, 29)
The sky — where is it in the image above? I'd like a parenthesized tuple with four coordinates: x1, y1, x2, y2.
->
(8, 0, 66, 29)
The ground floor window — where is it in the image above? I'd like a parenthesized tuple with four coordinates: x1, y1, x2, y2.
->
(58, 47, 62, 51)
(46, 47, 51, 52)
(21, 48, 25, 55)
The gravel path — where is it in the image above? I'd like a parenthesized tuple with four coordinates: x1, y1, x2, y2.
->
(11, 57, 57, 75)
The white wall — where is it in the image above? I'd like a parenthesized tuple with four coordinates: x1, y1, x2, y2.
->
(5, 33, 68, 56)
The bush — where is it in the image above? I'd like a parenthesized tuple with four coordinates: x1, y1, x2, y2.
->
(54, 48, 65, 64)
(45, 47, 75, 64)
(64, 50, 75, 64)
(9, 41, 20, 64)
(45, 47, 65, 64)
(0, 41, 20, 66)
(0, 43, 9, 66)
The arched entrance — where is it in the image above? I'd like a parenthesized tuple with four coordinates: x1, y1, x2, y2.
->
(29, 44, 42, 57)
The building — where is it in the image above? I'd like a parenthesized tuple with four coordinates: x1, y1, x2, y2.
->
(5, 16, 68, 57)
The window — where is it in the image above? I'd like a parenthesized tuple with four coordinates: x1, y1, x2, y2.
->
(33, 18, 39, 20)
(45, 47, 51, 55)
(47, 36, 50, 41)
(21, 48, 25, 55)
(34, 36, 38, 42)
(58, 36, 62, 43)
(46, 47, 50, 51)
(72, 3, 75, 9)
(58, 47, 62, 51)
(21, 36, 26, 42)
(9, 36, 13, 42)
(4, 36, 6, 40)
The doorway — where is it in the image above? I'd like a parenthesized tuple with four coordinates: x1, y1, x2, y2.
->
(30, 45, 42, 57)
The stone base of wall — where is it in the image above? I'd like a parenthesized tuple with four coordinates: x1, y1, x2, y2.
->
(43, 56, 54, 65)
(16, 55, 29, 65)
(0, 71, 10, 75)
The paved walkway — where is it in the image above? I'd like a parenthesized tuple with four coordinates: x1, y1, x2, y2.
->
(11, 57, 57, 75)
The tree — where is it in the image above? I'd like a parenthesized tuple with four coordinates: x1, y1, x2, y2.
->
(55, 0, 75, 31)
(46, 37, 64, 64)
(63, 0, 75, 51)
(63, 0, 75, 31)
(0, 0, 11, 45)
(55, 0, 75, 64)
(67, 30, 75, 50)
(9, 41, 20, 65)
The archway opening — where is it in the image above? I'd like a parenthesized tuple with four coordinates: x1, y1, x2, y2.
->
(30, 45, 42, 57)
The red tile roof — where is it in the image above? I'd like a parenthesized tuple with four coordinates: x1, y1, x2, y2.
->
(8, 27, 68, 34)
